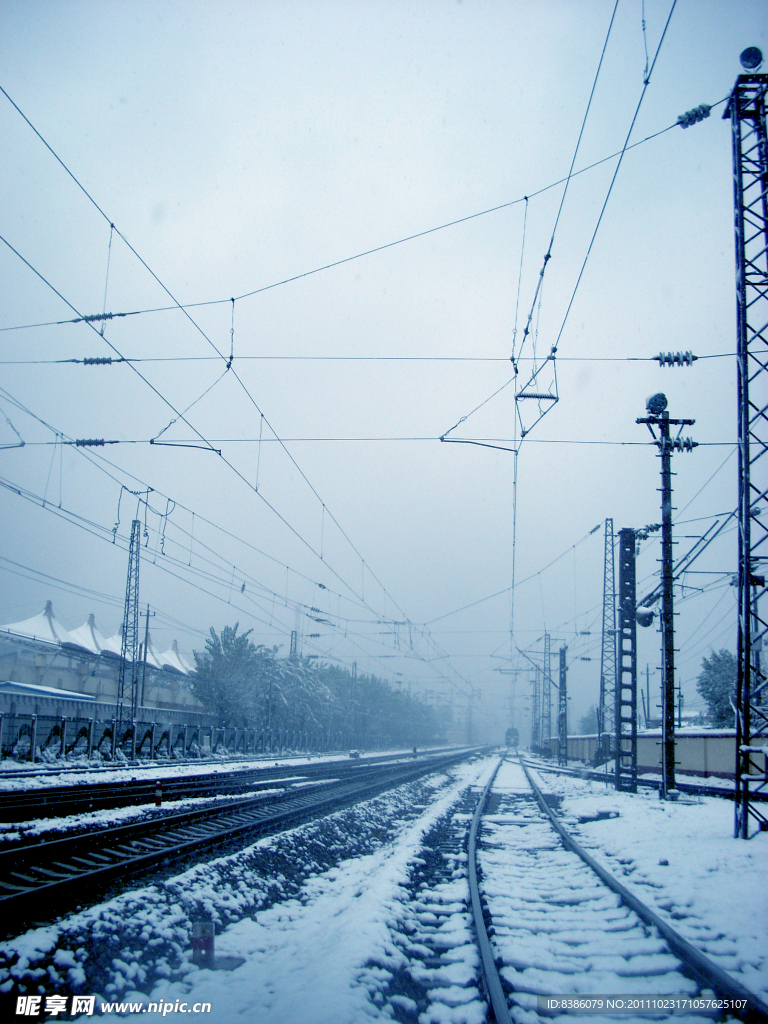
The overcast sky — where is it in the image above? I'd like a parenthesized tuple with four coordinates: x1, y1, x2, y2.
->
(1, 0, 765, 741)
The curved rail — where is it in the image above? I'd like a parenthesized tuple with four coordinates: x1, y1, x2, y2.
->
(467, 756, 510, 1024)
(520, 757, 768, 1023)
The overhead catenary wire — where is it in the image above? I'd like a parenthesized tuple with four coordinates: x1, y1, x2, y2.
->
(8, 436, 738, 447)
(0, 90, 466, 694)
(0, 379, 473, 693)
(548, 0, 678, 358)
(0, 88, 725, 338)
(512, 0, 620, 368)
(0, 235, 402, 633)
(0, 352, 737, 364)
(0, 470, 438, 678)
(443, 0, 681, 449)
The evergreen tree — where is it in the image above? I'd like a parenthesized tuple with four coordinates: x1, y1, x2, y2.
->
(192, 624, 274, 726)
(579, 704, 598, 734)
(696, 649, 736, 726)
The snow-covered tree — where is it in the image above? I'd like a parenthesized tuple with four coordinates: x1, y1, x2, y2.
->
(696, 649, 736, 727)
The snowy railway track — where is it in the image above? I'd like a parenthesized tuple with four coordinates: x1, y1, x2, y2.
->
(466, 756, 767, 1024)
(0, 748, 482, 935)
(0, 747, 474, 821)
(526, 759, 766, 803)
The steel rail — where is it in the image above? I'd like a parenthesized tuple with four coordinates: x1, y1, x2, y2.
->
(0, 747, 478, 821)
(520, 758, 768, 1023)
(0, 743, 465, 782)
(467, 756, 511, 1024)
(0, 748, 483, 935)
(525, 757, 768, 802)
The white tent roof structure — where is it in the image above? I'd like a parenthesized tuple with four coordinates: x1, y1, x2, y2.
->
(1, 599, 193, 674)
(103, 627, 163, 669)
(63, 613, 107, 655)
(157, 639, 193, 675)
(0, 601, 67, 645)
(100, 625, 124, 659)
(143, 630, 165, 672)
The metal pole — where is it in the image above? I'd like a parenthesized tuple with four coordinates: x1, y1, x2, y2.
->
(637, 394, 696, 799)
(531, 668, 540, 751)
(659, 411, 676, 797)
(140, 605, 151, 711)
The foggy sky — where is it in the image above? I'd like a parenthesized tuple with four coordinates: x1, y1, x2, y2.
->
(1, 0, 764, 741)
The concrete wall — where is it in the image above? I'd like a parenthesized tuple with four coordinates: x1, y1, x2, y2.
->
(0, 689, 215, 725)
(546, 730, 740, 780)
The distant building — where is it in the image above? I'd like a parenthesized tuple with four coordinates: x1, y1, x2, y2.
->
(0, 601, 205, 717)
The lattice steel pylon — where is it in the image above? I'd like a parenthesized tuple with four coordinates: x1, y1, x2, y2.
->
(531, 667, 541, 751)
(725, 68, 768, 837)
(541, 632, 552, 754)
(117, 519, 141, 726)
(616, 529, 638, 792)
(598, 518, 617, 762)
(557, 646, 568, 765)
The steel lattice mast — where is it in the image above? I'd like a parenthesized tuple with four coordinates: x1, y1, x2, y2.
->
(557, 646, 568, 765)
(598, 518, 617, 762)
(116, 519, 141, 727)
(725, 67, 768, 837)
(530, 668, 541, 751)
(541, 632, 552, 753)
(616, 529, 638, 792)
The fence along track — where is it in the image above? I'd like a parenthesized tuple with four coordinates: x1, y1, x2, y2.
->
(0, 749, 479, 935)
(467, 755, 767, 1024)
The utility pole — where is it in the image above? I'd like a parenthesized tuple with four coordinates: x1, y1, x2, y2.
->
(139, 604, 154, 714)
(725, 50, 768, 838)
(557, 646, 568, 765)
(637, 393, 696, 798)
(117, 520, 141, 729)
(351, 661, 357, 744)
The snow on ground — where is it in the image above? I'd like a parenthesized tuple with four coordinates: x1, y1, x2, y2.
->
(480, 759, 714, 1024)
(536, 759, 734, 793)
(105, 758, 493, 1024)
(0, 748, 424, 791)
(0, 755, 492, 1024)
(525, 757, 768, 1004)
